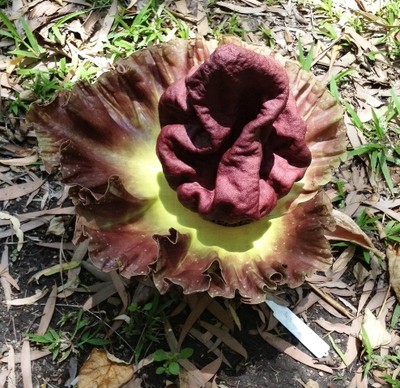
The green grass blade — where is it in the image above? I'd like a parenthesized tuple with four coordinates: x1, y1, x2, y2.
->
(343, 101, 363, 129)
(19, 16, 44, 55)
(298, 39, 314, 71)
(371, 108, 385, 139)
(370, 150, 378, 172)
(0, 11, 20, 40)
(53, 10, 88, 28)
(378, 152, 395, 194)
(329, 77, 339, 100)
(328, 334, 348, 366)
(390, 89, 400, 114)
(390, 303, 400, 330)
(9, 49, 42, 59)
(0, 29, 15, 39)
(347, 143, 382, 158)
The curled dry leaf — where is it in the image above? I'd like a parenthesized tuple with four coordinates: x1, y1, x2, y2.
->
(46, 216, 66, 236)
(361, 309, 392, 349)
(78, 348, 134, 388)
(0, 212, 24, 251)
(387, 245, 400, 302)
(326, 209, 380, 255)
(6, 288, 48, 306)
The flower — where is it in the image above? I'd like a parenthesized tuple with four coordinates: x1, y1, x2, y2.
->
(28, 37, 346, 303)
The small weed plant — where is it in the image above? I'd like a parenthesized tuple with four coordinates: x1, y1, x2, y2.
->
(123, 292, 173, 364)
(361, 326, 400, 386)
(27, 309, 109, 362)
(152, 347, 194, 376)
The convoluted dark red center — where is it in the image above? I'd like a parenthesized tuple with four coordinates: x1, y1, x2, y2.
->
(156, 44, 311, 226)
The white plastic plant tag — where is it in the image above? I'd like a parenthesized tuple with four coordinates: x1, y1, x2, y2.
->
(266, 300, 330, 358)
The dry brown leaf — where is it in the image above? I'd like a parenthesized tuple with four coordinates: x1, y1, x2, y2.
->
(370, 202, 400, 223)
(58, 240, 88, 298)
(338, 316, 362, 369)
(196, 5, 209, 36)
(83, 282, 116, 310)
(336, 296, 357, 314)
(377, 296, 396, 327)
(179, 358, 207, 388)
(6, 344, 16, 388)
(319, 280, 351, 289)
(343, 25, 387, 64)
(293, 292, 320, 315)
(326, 288, 354, 297)
(258, 330, 333, 373)
(37, 284, 57, 335)
(315, 319, 359, 336)
(93, 0, 118, 52)
(0, 154, 38, 166)
(0, 257, 19, 292)
(80, 261, 112, 282)
(0, 217, 54, 239)
(365, 286, 389, 312)
(0, 366, 8, 387)
(6, 287, 48, 306)
(199, 320, 248, 359)
(21, 340, 32, 388)
(208, 300, 234, 331)
(387, 245, 400, 301)
(35, 242, 75, 250)
(0, 350, 51, 364)
(179, 293, 212, 348)
(0, 171, 13, 185)
(318, 299, 347, 318)
(200, 353, 223, 383)
(357, 279, 375, 315)
(327, 210, 381, 255)
(353, 262, 370, 283)
(110, 271, 129, 311)
(216, 1, 266, 13)
(9, 206, 75, 223)
(0, 212, 24, 251)
(225, 300, 241, 330)
(189, 327, 231, 367)
(78, 349, 134, 388)
(332, 245, 356, 274)
(0, 179, 44, 201)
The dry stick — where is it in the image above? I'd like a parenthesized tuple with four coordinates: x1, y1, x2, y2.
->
(310, 36, 342, 68)
(307, 283, 354, 319)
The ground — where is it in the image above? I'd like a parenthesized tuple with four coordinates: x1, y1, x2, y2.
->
(0, 0, 400, 387)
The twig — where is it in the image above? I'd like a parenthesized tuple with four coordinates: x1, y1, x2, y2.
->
(307, 282, 354, 319)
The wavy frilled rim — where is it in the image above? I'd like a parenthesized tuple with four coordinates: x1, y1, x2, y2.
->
(27, 37, 346, 303)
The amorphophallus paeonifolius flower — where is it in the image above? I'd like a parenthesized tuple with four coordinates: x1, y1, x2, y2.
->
(28, 37, 348, 303)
